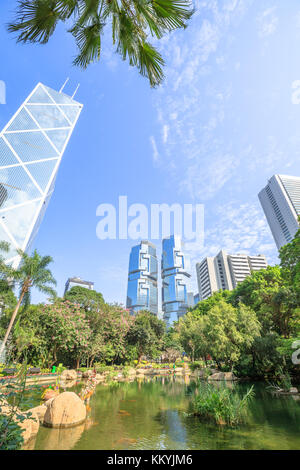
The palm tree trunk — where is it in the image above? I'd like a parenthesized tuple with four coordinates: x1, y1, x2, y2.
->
(0, 288, 25, 359)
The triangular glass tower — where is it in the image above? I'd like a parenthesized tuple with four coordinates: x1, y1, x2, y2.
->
(0, 82, 83, 268)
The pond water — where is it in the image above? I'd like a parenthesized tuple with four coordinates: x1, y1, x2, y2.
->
(22, 376, 300, 450)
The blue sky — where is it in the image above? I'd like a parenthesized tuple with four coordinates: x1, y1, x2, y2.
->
(0, 0, 300, 308)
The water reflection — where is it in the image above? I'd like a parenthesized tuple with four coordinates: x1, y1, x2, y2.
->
(32, 377, 300, 450)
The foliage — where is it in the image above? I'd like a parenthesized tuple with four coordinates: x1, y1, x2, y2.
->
(8, 0, 194, 87)
(0, 246, 57, 359)
(279, 219, 300, 300)
(64, 285, 104, 311)
(177, 301, 260, 368)
(191, 383, 255, 426)
(126, 310, 165, 361)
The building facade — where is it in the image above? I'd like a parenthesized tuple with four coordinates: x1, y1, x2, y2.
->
(126, 240, 158, 315)
(258, 174, 300, 250)
(162, 235, 191, 327)
(0, 82, 83, 268)
(64, 277, 94, 296)
(196, 251, 268, 300)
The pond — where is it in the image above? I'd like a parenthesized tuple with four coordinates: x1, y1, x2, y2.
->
(21, 376, 300, 450)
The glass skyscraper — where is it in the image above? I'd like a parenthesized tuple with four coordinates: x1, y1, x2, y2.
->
(126, 240, 158, 315)
(259, 174, 300, 250)
(0, 82, 83, 267)
(162, 235, 191, 328)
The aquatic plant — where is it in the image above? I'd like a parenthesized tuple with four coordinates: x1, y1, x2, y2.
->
(191, 382, 254, 426)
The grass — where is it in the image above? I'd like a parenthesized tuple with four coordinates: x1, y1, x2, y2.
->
(191, 382, 254, 426)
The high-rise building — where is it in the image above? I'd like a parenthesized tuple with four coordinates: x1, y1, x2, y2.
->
(64, 277, 94, 296)
(258, 174, 300, 250)
(196, 251, 268, 300)
(0, 82, 83, 268)
(162, 235, 191, 327)
(126, 240, 158, 315)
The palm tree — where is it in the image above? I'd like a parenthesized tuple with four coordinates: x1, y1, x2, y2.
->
(8, 0, 193, 87)
(0, 247, 57, 359)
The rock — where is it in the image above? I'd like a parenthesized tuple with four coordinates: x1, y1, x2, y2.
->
(61, 369, 77, 381)
(60, 379, 77, 389)
(43, 392, 86, 428)
(136, 369, 146, 375)
(43, 389, 59, 401)
(0, 400, 39, 442)
(44, 397, 55, 407)
(25, 410, 40, 435)
(127, 368, 136, 376)
(208, 372, 237, 381)
(289, 387, 298, 394)
(82, 370, 93, 378)
(27, 405, 47, 423)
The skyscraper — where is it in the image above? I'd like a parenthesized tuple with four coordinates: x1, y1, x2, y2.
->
(196, 251, 268, 300)
(162, 235, 191, 328)
(126, 240, 158, 315)
(258, 174, 300, 250)
(0, 82, 83, 268)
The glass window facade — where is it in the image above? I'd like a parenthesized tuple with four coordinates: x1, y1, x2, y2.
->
(126, 240, 158, 316)
(162, 235, 191, 328)
(0, 82, 83, 267)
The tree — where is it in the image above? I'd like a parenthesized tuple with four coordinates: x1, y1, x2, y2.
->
(64, 285, 104, 311)
(126, 310, 165, 361)
(190, 290, 231, 317)
(0, 248, 56, 359)
(177, 313, 209, 362)
(85, 303, 133, 365)
(203, 301, 261, 369)
(39, 300, 91, 368)
(280, 220, 300, 299)
(8, 0, 194, 87)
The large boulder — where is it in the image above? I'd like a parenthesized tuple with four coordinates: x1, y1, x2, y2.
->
(61, 369, 77, 381)
(82, 370, 94, 379)
(42, 388, 59, 401)
(43, 392, 86, 428)
(208, 372, 237, 381)
(289, 387, 298, 394)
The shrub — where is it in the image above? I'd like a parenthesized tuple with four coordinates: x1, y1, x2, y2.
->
(189, 361, 205, 372)
(191, 383, 254, 426)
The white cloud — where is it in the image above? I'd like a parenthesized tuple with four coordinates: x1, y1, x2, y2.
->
(256, 7, 279, 38)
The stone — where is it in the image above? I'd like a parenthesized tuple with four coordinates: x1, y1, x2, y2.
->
(127, 368, 136, 376)
(136, 369, 146, 375)
(43, 392, 86, 428)
(61, 369, 77, 381)
(43, 389, 59, 401)
(25, 410, 40, 435)
(82, 370, 93, 378)
(289, 387, 298, 394)
(27, 405, 47, 423)
(208, 372, 237, 381)
(0, 399, 39, 442)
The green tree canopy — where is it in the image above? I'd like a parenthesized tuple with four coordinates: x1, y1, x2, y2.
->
(64, 285, 104, 311)
(8, 0, 194, 87)
(126, 310, 165, 361)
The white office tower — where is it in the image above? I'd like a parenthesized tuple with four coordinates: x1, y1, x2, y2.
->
(196, 251, 268, 300)
(0, 82, 83, 268)
(258, 174, 300, 250)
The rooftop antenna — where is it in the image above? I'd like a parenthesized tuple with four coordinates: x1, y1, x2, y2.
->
(72, 84, 80, 99)
(59, 77, 69, 93)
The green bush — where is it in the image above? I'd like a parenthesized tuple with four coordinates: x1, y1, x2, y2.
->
(191, 383, 254, 426)
(189, 361, 205, 372)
